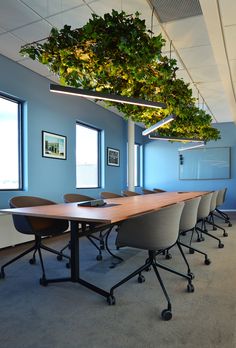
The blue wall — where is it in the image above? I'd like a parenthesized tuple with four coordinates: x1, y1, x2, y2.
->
(0, 54, 143, 208)
(144, 122, 236, 209)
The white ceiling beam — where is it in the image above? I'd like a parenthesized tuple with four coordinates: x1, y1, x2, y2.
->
(199, 0, 236, 123)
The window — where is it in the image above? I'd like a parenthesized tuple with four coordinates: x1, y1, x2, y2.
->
(134, 144, 143, 187)
(76, 123, 100, 188)
(0, 95, 22, 190)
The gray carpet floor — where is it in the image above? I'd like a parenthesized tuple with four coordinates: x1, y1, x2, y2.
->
(0, 213, 236, 348)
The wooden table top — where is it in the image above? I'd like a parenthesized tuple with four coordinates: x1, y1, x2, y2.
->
(1, 192, 207, 225)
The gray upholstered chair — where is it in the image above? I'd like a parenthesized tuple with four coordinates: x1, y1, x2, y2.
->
(178, 196, 211, 267)
(100, 192, 122, 199)
(0, 196, 70, 285)
(121, 190, 141, 197)
(108, 202, 193, 321)
(195, 192, 224, 248)
(206, 190, 228, 237)
(213, 188, 232, 227)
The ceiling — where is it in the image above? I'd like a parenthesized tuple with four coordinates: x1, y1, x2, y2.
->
(0, 0, 235, 124)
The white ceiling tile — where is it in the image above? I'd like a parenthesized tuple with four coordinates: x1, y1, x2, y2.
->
(229, 59, 236, 82)
(164, 15, 210, 49)
(188, 65, 220, 84)
(219, 0, 236, 27)
(224, 25, 236, 60)
(175, 69, 192, 84)
(0, 32, 26, 61)
(19, 58, 51, 76)
(12, 20, 53, 43)
(47, 4, 93, 29)
(20, 0, 84, 17)
(0, 0, 41, 31)
(178, 45, 216, 69)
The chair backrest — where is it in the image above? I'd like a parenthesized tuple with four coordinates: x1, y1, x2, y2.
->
(142, 189, 156, 195)
(216, 188, 227, 207)
(63, 193, 94, 203)
(197, 192, 213, 220)
(179, 197, 201, 232)
(153, 188, 166, 193)
(9, 196, 68, 235)
(100, 192, 122, 199)
(122, 190, 141, 197)
(210, 190, 219, 212)
(116, 202, 184, 250)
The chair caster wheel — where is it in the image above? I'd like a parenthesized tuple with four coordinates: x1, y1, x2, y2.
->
(145, 266, 151, 272)
(0, 269, 5, 279)
(218, 243, 224, 248)
(66, 262, 71, 269)
(29, 258, 36, 265)
(189, 248, 195, 254)
(213, 227, 217, 231)
(165, 253, 172, 260)
(197, 238, 202, 242)
(107, 295, 116, 305)
(39, 277, 48, 286)
(187, 283, 194, 293)
(223, 232, 228, 237)
(181, 231, 186, 236)
(138, 275, 145, 283)
(205, 258, 211, 265)
(96, 254, 102, 261)
(161, 309, 172, 321)
(57, 255, 63, 261)
(228, 223, 232, 227)
(188, 272, 195, 280)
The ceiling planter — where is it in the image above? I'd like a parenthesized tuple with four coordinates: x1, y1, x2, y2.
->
(20, 10, 220, 142)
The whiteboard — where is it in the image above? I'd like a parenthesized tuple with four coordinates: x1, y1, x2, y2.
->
(179, 147, 230, 180)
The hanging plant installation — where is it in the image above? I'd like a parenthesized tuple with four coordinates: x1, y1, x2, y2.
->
(20, 10, 220, 142)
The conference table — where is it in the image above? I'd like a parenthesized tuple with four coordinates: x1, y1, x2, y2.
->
(1, 191, 206, 302)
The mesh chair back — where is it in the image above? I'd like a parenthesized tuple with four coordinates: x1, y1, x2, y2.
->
(122, 190, 141, 197)
(197, 192, 213, 220)
(179, 197, 201, 232)
(9, 196, 68, 235)
(210, 190, 219, 212)
(100, 192, 122, 199)
(116, 202, 184, 250)
(216, 188, 226, 207)
(63, 193, 94, 203)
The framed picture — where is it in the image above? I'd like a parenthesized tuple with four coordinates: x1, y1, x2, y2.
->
(107, 147, 120, 167)
(42, 131, 67, 160)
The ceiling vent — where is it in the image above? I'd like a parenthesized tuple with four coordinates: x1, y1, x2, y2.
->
(151, 0, 202, 23)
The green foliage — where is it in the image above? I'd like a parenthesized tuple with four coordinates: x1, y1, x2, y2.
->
(20, 10, 220, 141)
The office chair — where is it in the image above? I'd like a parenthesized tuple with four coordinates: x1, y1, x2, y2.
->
(108, 202, 194, 321)
(100, 192, 122, 199)
(195, 192, 224, 248)
(153, 188, 166, 193)
(213, 188, 232, 227)
(122, 190, 141, 197)
(142, 188, 156, 194)
(0, 196, 70, 285)
(206, 190, 228, 237)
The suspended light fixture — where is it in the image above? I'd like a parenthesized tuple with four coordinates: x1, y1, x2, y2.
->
(178, 142, 206, 152)
(148, 135, 205, 142)
(50, 84, 166, 109)
(142, 114, 176, 136)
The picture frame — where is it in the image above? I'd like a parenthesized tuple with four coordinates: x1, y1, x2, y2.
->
(42, 131, 67, 160)
(107, 147, 120, 167)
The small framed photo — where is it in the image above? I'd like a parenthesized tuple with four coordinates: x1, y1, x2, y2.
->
(107, 147, 120, 167)
(42, 131, 67, 160)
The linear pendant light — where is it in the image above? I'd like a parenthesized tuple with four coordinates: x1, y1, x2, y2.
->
(142, 114, 176, 136)
(148, 134, 205, 143)
(50, 84, 166, 109)
(178, 142, 206, 151)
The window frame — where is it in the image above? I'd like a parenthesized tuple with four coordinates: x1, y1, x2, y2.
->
(76, 121, 101, 189)
(0, 93, 23, 191)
